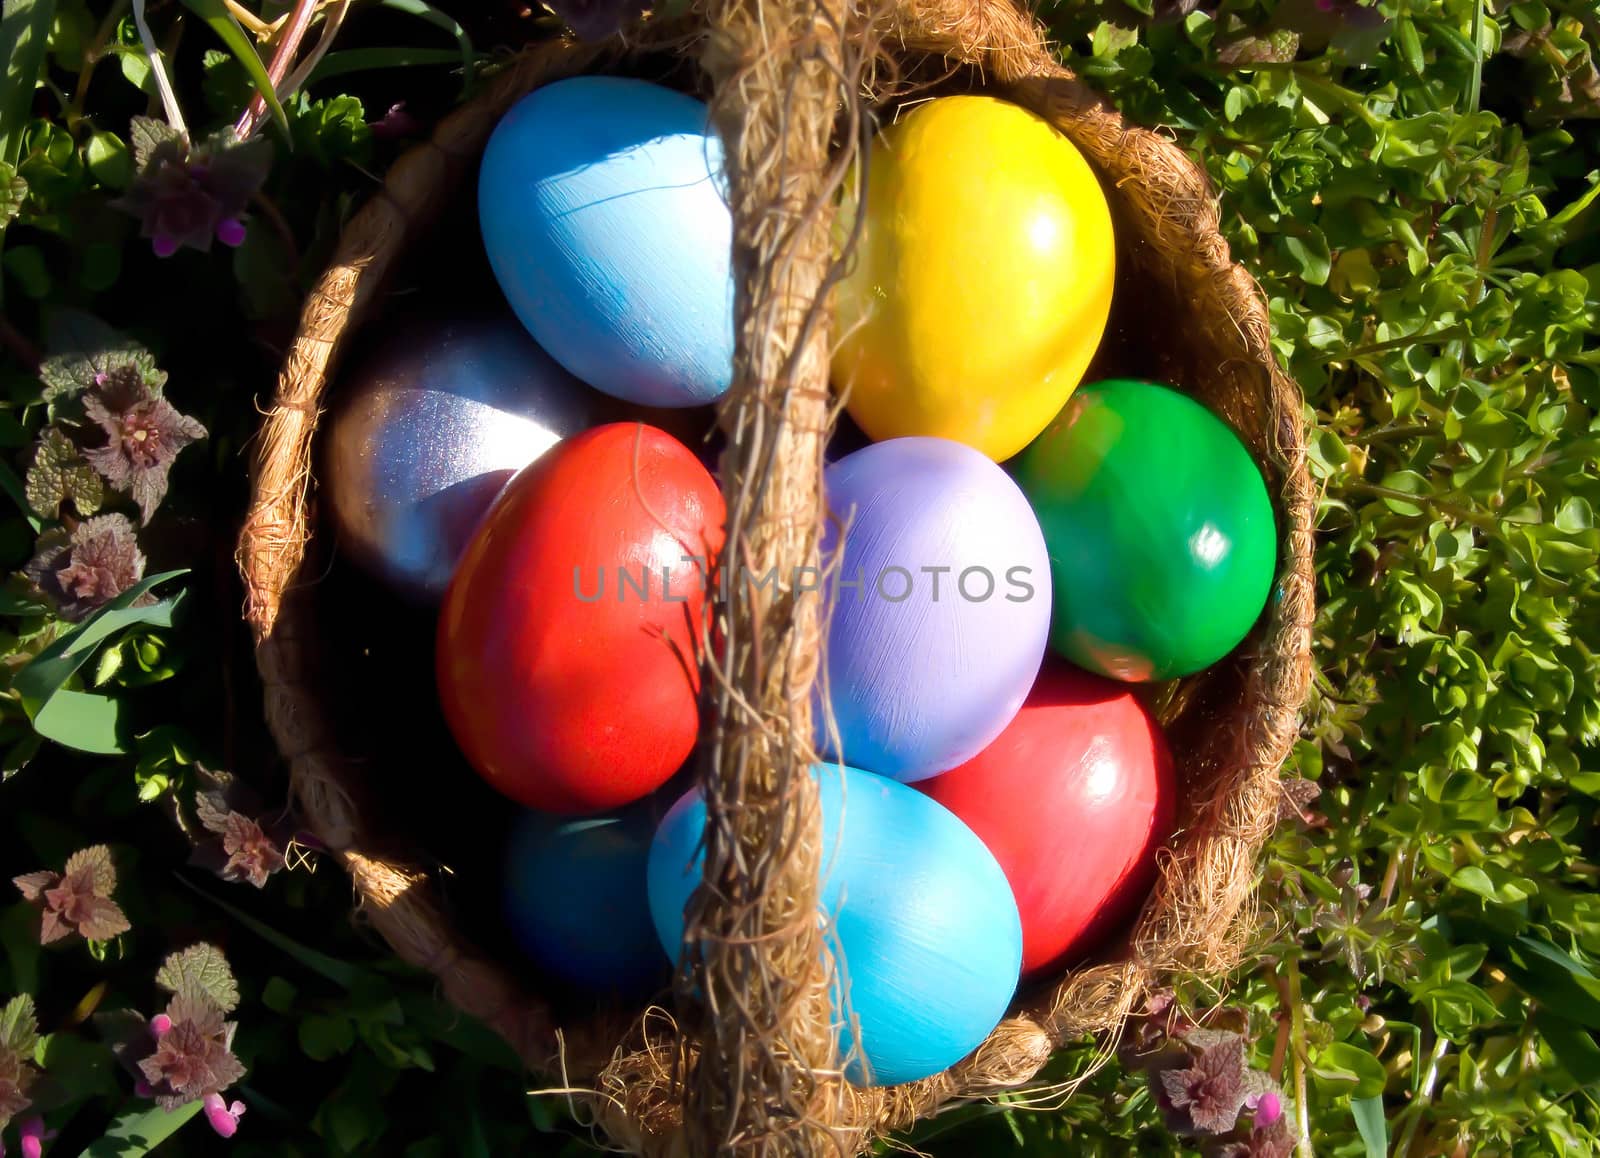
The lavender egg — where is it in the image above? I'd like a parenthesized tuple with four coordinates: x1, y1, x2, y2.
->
(819, 437, 1053, 782)
(324, 318, 602, 602)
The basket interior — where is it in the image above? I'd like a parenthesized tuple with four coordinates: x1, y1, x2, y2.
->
(302, 53, 1283, 1035)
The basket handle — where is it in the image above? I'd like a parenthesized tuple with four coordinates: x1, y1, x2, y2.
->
(670, 0, 860, 1150)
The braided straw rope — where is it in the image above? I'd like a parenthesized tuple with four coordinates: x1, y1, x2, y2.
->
(236, 0, 1315, 1151)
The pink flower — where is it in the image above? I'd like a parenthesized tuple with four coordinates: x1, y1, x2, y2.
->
(203, 1093, 246, 1139)
(1246, 1090, 1283, 1126)
(150, 1014, 173, 1038)
(18, 1117, 55, 1158)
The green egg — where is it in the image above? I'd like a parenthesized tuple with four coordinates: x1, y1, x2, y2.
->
(1015, 379, 1278, 682)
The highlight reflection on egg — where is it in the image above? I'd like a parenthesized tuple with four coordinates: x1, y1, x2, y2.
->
(324, 317, 603, 602)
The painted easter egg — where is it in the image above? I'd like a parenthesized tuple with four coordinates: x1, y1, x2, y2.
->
(820, 437, 1051, 782)
(504, 803, 668, 992)
(1014, 379, 1277, 681)
(919, 663, 1175, 976)
(833, 95, 1115, 462)
(647, 762, 1023, 1086)
(437, 423, 725, 813)
(323, 317, 603, 603)
(478, 76, 734, 408)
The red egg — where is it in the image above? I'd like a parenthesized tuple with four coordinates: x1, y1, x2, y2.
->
(918, 664, 1175, 976)
(437, 423, 725, 813)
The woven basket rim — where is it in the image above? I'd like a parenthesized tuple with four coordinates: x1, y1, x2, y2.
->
(236, 4, 1316, 1149)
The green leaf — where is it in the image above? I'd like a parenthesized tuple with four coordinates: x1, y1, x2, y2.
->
(82, 1100, 203, 1157)
(261, 975, 298, 1013)
(33, 689, 128, 753)
(0, 0, 56, 168)
(37, 309, 166, 403)
(1502, 935, 1600, 1029)
(1281, 228, 1332, 286)
(1540, 1014, 1600, 1088)
(1311, 1041, 1388, 1098)
(0, 160, 25, 228)
(156, 942, 241, 1013)
(0, 992, 38, 1055)
(1396, 17, 1424, 75)
(299, 1013, 356, 1060)
(4, 243, 49, 297)
(396, 995, 525, 1074)
(13, 569, 187, 712)
(1451, 864, 1497, 899)
(1351, 1094, 1388, 1157)
(176, 0, 288, 134)
(25, 427, 104, 519)
(84, 129, 132, 190)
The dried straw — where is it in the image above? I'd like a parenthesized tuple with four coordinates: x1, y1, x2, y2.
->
(671, 0, 863, 1151)
(236, 0, 1316, 1151)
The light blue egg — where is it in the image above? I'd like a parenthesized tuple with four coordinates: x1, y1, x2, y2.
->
(647, 763, 1022, 1086)
(478, 76, 735, 409)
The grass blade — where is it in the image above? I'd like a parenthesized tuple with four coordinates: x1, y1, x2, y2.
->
(13, 570, 188, 709)
(379, 0, 474, 95)
(0, 0, 56, 168)
(176, 873, 365, 989)
(308, 46, 473, 84)
(1351, 1094, 1387, 1158)
(82, 1100, 203, 1157)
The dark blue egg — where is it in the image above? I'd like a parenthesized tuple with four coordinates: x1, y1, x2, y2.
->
(477, 77, 735, 409)
(504, 803, 668, 993)
(647, 762, 1022, 1086)
(324, 317, 602, 602)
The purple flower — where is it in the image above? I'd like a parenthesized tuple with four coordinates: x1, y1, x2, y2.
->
(203, 1093, 246, 1139)
(24, 514, 147, 621)
(81, 369, 207, 524)
(1160, 1033, 1248, 1134)
(190, 772, 295, 888)
(13, 846, 132, 945)
(17, 1118, 52, 1158)
(369, 103, 419, 140)
(112, 119, 271, 258)
(545, 0, 649, 41)
(1246, 1090, 1283, 1126)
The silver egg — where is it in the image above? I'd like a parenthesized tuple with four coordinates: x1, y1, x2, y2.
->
(323, 317, 603, 602)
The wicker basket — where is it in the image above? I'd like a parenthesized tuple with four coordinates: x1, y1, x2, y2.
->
(236, 0, 1315, 1151)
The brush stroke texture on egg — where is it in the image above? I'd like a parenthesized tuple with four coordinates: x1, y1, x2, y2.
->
(819, 437, 1052, 782)
(647, 762, 1023, 1086)
(478, 77, 735, 408)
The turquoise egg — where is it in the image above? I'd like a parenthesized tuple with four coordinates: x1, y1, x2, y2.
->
(478, 77, 734, 408)
(646, 763, 1022, 1086)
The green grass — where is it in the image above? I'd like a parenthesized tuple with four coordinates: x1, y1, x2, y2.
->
(1, 0, 1599, 1154)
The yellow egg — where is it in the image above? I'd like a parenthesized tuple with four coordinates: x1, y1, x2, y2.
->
(833, 95, 1116, 462)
